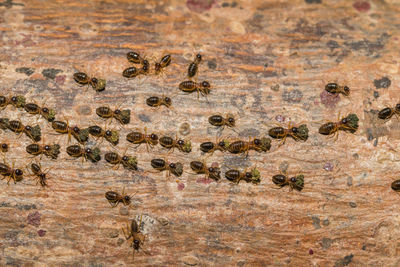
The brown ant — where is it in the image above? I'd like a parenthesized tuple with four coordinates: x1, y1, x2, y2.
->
(150, 158, 183, 177)
(391, 180, 400, 192)
(227, 137, 271, 156)
(126, 128, 158, 151)
(268, 122, 309, 145)
(199, 136, 229, 154)
(9, 95, 26, 109)
(225, 167, 261, 184)
(105, 187, 132, 207)
(7, 120, 41, 142)
(127, 51, 149, 67)
(325, 83, 350, 96)
(73, 72, 106, 92)
(159, 135, 192, 153)
(51, 120, 89, 144)
(190, 160, 221, 181)
(96, 106, 131, 125)
(378, 104, 400, 121)
(154, 54, 171, 76)
(26, 142, 60, 159)
(104, 151, 138, 170)
(188, 53, 202, 79)
(318, 113, 359, 140)
(146, 95, 172, 109)
(122, 216, 147, 259)
(179, 80, 211, 99)
(272, 172, 304, 191)
(28, 162, 51, 188)
(66, 145, 101, 163)
(88, 124, 119, 146)
(24, 101, 56, 122)
(0, 161, 23, 184)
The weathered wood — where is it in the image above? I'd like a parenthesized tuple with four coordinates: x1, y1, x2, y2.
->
(0, 0, 399, 266)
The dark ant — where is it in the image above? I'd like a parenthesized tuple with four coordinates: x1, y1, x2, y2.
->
(146, 96, 172, 108)
(318, 113, 359, 140)
(126, 128, 158, 151)
(159, 135, 192, 153)
(26, 143, 60, 159)
(154, 54, 171, 75)
(268, 122, 309, 145)
(199, 137, 229, 154)
(190, 160, 221, 181)
(24, 102, 56, 122)
(188, 53, 202, 79)
(0, 95, 9, 109)
(325, 83, 350, 96)
(122, 65, 149, 78)
(150, 158, 183, 177)
(105, 188, 132, 207)
(73, 72, 106, 92)
(378, 104, 400, 121)
(51, 120, 89, 144)
(225, 167, 261, 184)
(127, 51, 149, 66)
(96, 106, 131, 125)
(272, 172, 304, 191)
(227, 137, 271, 156)
(7, 120, 41, 142)
(122, 216, 147, 259)
(0, 162, 23, 184)
(104, 151, 138, 170)
(208, 114, 235, 128)
(66, 145, 101, 163)
(29, 162, 50, 188)
(88, 125, 119, 146)
(9, 95, 26, 108)
(391, 179, 400, 192)
(179, 80, 211, 99)
(1, 143, 8, 153)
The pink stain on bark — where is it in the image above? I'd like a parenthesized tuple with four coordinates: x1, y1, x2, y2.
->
(353, 1, 371, 12)
(320, 90, 340, 109)
(187, 0, 215, 13)
(178, 183, 185, 190)
(37, 229, 46, 237)
(55, 75, 66, 85)
(197, 177, 213, 184)
(27, 211, 41, 227)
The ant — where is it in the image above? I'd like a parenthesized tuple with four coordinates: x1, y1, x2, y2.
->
(104, 151, 138, 170)
(73, 72, 106, 92)
(122, 65, 150, 78)
(391, 180, 400, 192)
(179, 80, 211, 99)
(7, 120, 41, 142)
(0, 161, 23, 184)
(122, 216, 147, 259)
(187, 53, 202, 79)
(51, 120, 89, 144)
(26, 142, 60, 159)
(190, 160, 221, 181)
(154, 54, 171, 76)
(88, 125, 119, 146)
(208, 114, 235, 129)
(126, 128, 158, 151)
(199, 137, 229, 154)
(66, 145, 101, 163)
(105, 187, 132, 207)
(1, 143, 8, 153)
(28, 162, 51, 188)
(272, 172, 304, 191)
(378, 104, 400, 121)
(318, 113, 359, 140)
(24, 101, 56, 122)
(225, 167, 261, 184)
(0, 95, 9, 109)
(127, 51, 149, 67)
(159, 135, 192, 153)
(146, 95, 172, 109)
(96, 106, 131, 125)
(9, 95, 26, 109)
(325, 83, 350, 96)
(150, 158, 183, 177)
(227, 137, 271, 156)
(268, 122, 309, 145)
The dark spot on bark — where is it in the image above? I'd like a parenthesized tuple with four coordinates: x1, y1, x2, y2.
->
(263, 71, 278, 78)
(37, 229, 46, 237)
(349, 202, 357, 208)
(334, 254, 354, 267)
(353, 1, 370, 12)
(345, 38, 385, 56)
(373, 138, 378, 147)
(362, 244, 366, 250)
(238, 128, 259, 138)
(311, 216, 321, 229)
(320, 90, 340, 108)
(207, 59, 217, 69)
(282, 89, 303, 103)
(0, 0, 24, 8)
(322, 219, 330, 226)
(5, 230, 19, 240)
(222, 2, 229, 7)
(366, 128, 374, 141)
(16, 67, 35, 76)
(374, 77, 391, 89)
(5, 257, 22, 267)
(186, 0, 215, 13)
(347, 176, 353, 186)
(17, 204, 37, 210)
(42, 68, 62, 79)
(326, 40, 339, 51)
(231, 2, 237, 7)
(271, 84, 280, 91)
(0, 202, 11, 207)
(27, 211, 41, 227)
(305, 0, 321, 3)
(138, 114, 151, 122)
(321, 237, 332, 249)
(373, 91, 379, 98)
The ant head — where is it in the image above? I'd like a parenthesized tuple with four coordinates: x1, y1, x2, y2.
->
(208, 167, 214, 172)
(169, 162, 176, 169)
(39, 173, 46, 179)
(142, 65, 149, 72)
(25, 125, 32, 131)
(218, 141, 225, 147)
(73, 126, 80, 133)
(196, 54, 202, 60)
(91, 77, 98, 84)
(150, 133, 158, 140)
(44, 145, 51, 151)
(41, 107, 49, 113)
(11, 96, 17, 102)
(177, 139, 184, 146)
(254, 139, 261, 145)
(395, 104, 400, 112)
(15, 169, 23, 176)
(291, 127, 298, 133)
(290, 177, 296, 183)
(85, 148, 92, 154)
(341, 118, 348, 124)
(164, 97, 171, 104)
(155, 62, 161, 71)
(245, 172, 252, 178)
(133, 239, 140, 249)
(105, 130, 112, 136)
(228, 117, 235, 124)
(122, 156, 129, 162)
(142, 59, 149, 66)
(124, 195, 131, 202)
(343, 86, 350, 95)
(114, 109, 121, 115)
(1, 143, 8, 149)
(201, 81, 210, 88)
